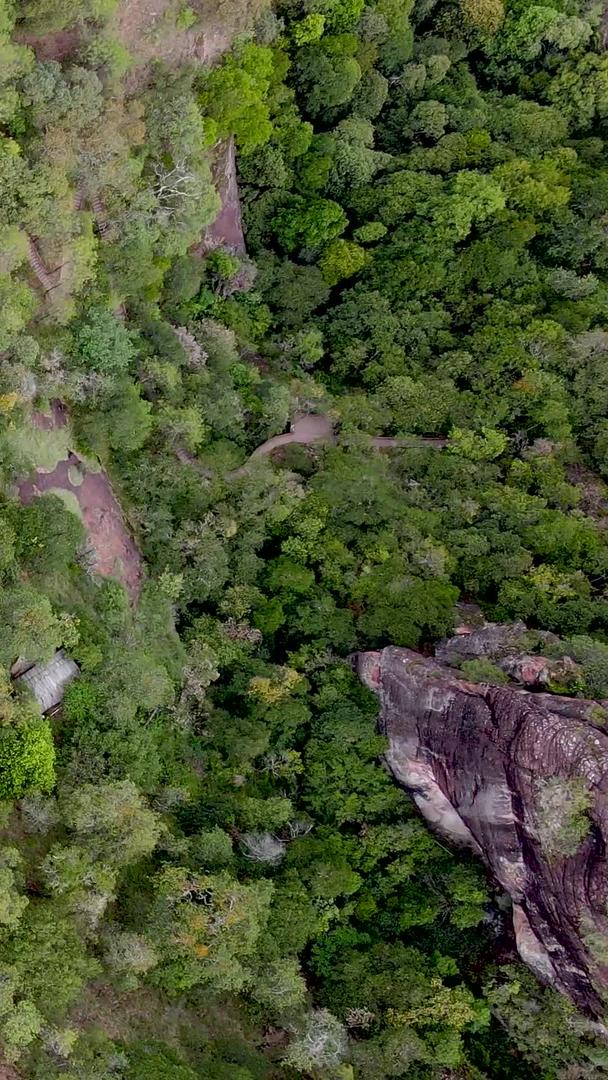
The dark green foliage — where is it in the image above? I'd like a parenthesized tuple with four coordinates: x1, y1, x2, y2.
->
(7, 496, 85, 575)
(3, 0, 608, 1076)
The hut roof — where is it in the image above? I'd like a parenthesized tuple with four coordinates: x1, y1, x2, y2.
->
(14, 650, 79, 714)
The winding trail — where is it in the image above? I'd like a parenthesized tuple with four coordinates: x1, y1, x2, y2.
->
(249, 414, 448, 461)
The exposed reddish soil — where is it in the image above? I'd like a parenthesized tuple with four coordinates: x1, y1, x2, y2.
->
(23, 406, 142, 602)
(567, 463, 608, 528)
(31, 400, 68, 432)
(19, 454, 142, 602)
(14, 26, 81, 61)
(115, 0, 207, 92)
(194, 137, 246, 255)
(0, 1064, 21, 1080)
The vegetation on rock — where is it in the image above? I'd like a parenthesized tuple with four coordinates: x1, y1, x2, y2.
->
(0, 0, 608, 1075)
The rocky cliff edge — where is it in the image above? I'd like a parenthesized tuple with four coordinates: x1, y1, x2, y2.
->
(356, 633, 608, 1016)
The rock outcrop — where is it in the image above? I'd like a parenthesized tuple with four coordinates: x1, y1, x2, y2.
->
(356, 640, 608, 1016)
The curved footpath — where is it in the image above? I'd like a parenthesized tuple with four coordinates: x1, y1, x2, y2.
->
(250, 413, 448, 460)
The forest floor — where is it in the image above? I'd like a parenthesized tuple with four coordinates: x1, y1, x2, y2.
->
(115, 0, 269, 89)
(0, 1063, 21, 1080)
(16, 0, 264, 83)
(114, 0, 207, 92)
(18, 408, 143, 602)
(13, 26, 81, 59)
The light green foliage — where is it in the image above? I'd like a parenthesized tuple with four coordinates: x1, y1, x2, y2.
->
(82, 33, 132, 81)
(292, 12, 325, 43)
(405, 99, 448, 142)
(61, 780, 161, 865)
(1, 421, 70, 473)
(272, 195, 347, 251)
(199, 43, 276, 151)
(0, 718, 55, 798)
(536, 777, 592, 857)
(374, 374, 455, 433)
(206, 248, 241, 283)
(75, 380, 153, 455)
(8, 496, 84, 575)
(150, 867, 273, 993)
(557, 637, 608, 699)
(449, 426, 508, 461)
(126, 1043, 198, 1079)
(190, 827, 235, 869)
(0, 586, 69, 665)
(0, 275, 35, 353)
(1, 904, 100, 1021)
(249, 955, 307, 1011)
(306, 0, 364, 33)
(0, 850, 28, 928)
(1, 999, 43, 1061)
(460, 658, 509, 685)
(44, 487, 83, 523)
(319, 238, 366, 285)
(484, 965, 605, 1077)
(460, 0, 504, 34)
(175, 4, 197, 29)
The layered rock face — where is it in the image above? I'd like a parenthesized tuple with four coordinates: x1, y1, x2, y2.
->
(356, 640, 608, 1016)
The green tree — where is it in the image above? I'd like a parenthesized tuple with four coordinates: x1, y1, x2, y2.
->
(294, 41, 362, 118)
(199, 43, 276, 151)
(460, 0, 504, 34)
(0, 586, 69, 665)
(319, 238, 366, 285)
(70, 306, 136, 376)
(60, 780, 161, 866)
(149, 867, 273, 994)
(272, 195, 347, 252)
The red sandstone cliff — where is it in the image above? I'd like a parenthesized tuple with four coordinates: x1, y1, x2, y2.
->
(356, 640, 608, 1016)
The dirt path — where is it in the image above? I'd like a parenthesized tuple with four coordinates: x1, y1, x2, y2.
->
(250, 414, 335, 458)
(249, 415, 448, 461)
(19, 408, 142, 602)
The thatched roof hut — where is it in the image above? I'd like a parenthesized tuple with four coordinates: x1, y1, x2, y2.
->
(13, 651, 79, 714)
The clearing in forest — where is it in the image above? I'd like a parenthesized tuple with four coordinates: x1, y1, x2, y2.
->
(114, 0, 270, 88)
(18, 408, 142, 603)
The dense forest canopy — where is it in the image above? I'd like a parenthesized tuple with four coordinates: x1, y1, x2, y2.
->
(1, 0, 608, 1075)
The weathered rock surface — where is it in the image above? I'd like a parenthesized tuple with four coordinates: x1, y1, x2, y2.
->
(356, 644, 608, 1016)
